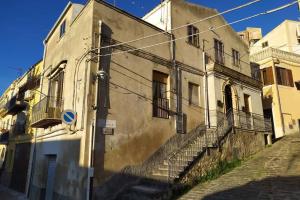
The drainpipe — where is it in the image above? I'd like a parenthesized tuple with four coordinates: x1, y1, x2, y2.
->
(203, 39, 210, 128)
(170, 34, 182, 133)
(271, 55, 285, 135)
(87, 20, 102, 200)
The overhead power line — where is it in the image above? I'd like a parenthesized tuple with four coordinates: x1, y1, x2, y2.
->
(98, 0, 264, 51)
(95, 0, 298, 58)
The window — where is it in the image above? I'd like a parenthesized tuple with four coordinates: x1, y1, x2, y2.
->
(250, 62, 261, 81)
(232, 49, 240, 67)
(153, 71, 169, 119)
(295, 81, 300, 90)
(239, 34, 245, 39)
(296, 25, 300, 44)
(214, 39, 224, 64)
(60, 20, 66, 38)
(188, 82, 200, 106)
(48, 71, 64, 107)
(187, 25, 199, 47)
(262, 41, 268, 48)
(276, 67, 294, 87)
(243, 94, 251, 113)
(261, 67, 274, 86)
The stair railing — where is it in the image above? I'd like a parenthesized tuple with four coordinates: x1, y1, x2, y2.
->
(168, 109, 234, 182)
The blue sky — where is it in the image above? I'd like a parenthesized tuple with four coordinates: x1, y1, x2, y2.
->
(0, 0, 299, 95)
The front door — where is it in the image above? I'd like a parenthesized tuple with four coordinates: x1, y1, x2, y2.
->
(10, 143, 31, 193)
(45, 155, 57, 200)
(224, 85, 233, 113)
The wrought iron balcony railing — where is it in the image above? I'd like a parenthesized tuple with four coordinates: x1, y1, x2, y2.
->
(6, 95, 28, 115)
(31, 96, 63, 128)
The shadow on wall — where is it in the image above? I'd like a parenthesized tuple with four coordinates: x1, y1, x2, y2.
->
(29, 138, 87, 200)
(202, 176, 300, 200)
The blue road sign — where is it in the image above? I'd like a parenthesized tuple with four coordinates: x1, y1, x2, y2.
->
(61, 110, 77, 125)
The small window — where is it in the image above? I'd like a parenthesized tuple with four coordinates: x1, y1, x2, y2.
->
(239, 34, 245, 39)
(60, 20, 66, 38)
(187, 25, 199, 47)
(232, 49, 240, 67)
(214, 39, 224, 65)
(188, 82, 200, 106)
(262, 41, 268, 48)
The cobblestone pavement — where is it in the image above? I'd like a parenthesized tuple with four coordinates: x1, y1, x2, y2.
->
(179, 133, 300, 200)
(0, 185, 27, 200)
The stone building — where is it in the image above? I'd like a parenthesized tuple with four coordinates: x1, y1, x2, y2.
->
(0, 60, 42, 195)
(238, 27, 262, 47)
(9, 0, 268, 199)
(250, 20, 300, 138)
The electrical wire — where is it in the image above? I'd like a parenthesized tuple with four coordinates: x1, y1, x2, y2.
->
(98, 0, 264, 50)
(95, 0, 298, 58)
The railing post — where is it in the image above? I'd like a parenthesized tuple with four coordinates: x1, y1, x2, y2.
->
(231, 109, 235, 134)
(204, 126, 209, 155)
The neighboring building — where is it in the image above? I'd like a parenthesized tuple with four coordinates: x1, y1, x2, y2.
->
(25, 0, 267, 199)
(251, 20, 300, 54)
(0, 60, 42, 195)
(251, 20, 300, 138)
(238, 27, 262, 47)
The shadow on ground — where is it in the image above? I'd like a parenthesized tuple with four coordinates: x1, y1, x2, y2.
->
(201, 176, 300, 200)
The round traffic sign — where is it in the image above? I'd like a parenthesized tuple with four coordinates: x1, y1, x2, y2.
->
(61, 110, 77, 125)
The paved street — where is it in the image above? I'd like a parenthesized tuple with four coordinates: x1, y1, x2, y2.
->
(179, 133, 300, 200)
(0, 185, 27, 200)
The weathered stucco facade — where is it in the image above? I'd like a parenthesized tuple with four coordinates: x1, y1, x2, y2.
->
(0, 60, 42, 196)
(0, 0, 267, 199)
(250, 20, 300, 139)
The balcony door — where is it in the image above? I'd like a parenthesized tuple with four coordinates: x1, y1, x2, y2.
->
(153, 71, 169, 119)
(48, 71, 64, 108)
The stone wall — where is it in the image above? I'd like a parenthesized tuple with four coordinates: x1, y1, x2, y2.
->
(180, 129, 266, 185)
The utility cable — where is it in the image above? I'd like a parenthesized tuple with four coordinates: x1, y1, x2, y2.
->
(95, 0, 298, 58)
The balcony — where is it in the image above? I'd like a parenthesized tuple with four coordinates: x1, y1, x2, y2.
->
(0, 101, 8, 117)
(6, 96, 28, 115)
(31, 96, 63, 128)
(250, 47, 300, 63)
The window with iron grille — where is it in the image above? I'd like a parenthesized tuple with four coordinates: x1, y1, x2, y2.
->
(187, 25, 199, 47)
(153, 71, 169, 119)
(232, 49, 240, 67)
(276, 67, 294, 87)
(214, 39, 224, 64)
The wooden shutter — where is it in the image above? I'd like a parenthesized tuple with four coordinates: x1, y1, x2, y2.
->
(264, 67, 274, 85)
(287, 69, 294, 87)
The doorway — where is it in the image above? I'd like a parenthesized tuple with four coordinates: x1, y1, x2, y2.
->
(224, 85, 233, 113)
(45, 155, 57, 200)
(10, 143, 31, 193)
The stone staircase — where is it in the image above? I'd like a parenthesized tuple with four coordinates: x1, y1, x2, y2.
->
(150, 128, 217, 182)
(114, 112, 234, 200)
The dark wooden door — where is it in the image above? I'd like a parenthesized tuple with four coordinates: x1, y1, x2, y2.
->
(10, 143, 31, 193)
